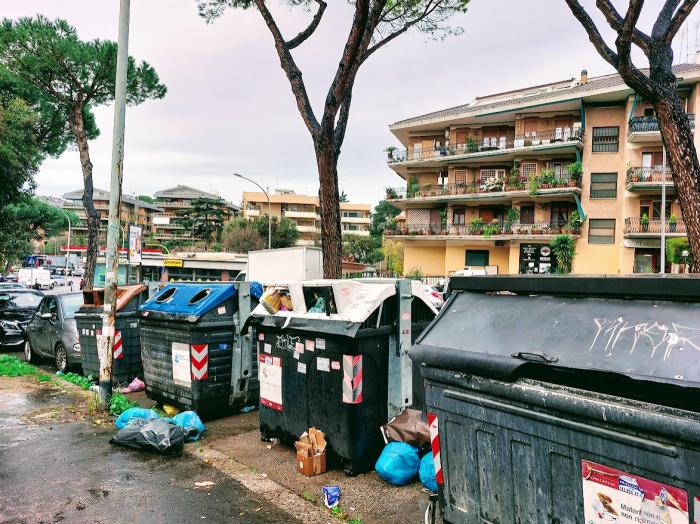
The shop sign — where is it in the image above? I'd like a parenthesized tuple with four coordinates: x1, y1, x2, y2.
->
(164, 259, 184, 268)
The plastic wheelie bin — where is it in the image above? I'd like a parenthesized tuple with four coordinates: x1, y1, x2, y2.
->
(411, 275, 700, 524)
(245, 279, 437, 474)
(138, 281, 262, 413)
(75, 284, 148, 383)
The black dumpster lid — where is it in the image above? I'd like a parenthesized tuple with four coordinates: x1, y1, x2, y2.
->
(413, 276, 700, 390)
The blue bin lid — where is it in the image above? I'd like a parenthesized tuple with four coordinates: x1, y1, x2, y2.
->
(139, 283, 237, 320)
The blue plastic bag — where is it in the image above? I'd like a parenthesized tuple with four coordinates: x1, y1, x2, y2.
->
(250, 281, 264, 300)
(419, 452, 438, 492)
(322, 486, 341, 508)
(115, 408, 160, 430)
(375, 442, 420, 486)
(169, 411, 206, 442)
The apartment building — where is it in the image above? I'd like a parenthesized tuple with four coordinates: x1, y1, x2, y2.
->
(152, 185, 239, 242)
(241, 189, 371, 245)
(384, 64, 700, 276)
(62, 188, 163, 241)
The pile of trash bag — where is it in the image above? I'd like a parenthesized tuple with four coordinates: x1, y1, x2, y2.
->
(111, 407, 206, 453)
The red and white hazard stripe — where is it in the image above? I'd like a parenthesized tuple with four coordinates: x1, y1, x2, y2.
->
(427, 412, 443, 486)
(191, 344, 209, 380)
(342, 355, 363, 404)
(112, 330, 123, 360)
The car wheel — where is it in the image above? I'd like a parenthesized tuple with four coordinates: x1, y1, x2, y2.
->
(24, 340, 36, 363)
(50, 283, 55, 289)
(55, 343, 68, 373)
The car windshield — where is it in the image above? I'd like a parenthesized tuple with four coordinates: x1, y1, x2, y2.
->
(0, 292, 42, 309)
(60, 293, 84, 318)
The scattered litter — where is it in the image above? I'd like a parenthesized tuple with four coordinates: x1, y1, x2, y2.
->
(167, 411, 206, 442)
(260, 473, 267, 478)
(110, 418, 184, 453)
(194, 481, 215, 488)
(380, 409, 430, 451)
(241, 405, 257, 413)
(322, 486, 341, 508)
(114, 407, 159, 430)
(295, 427, 327, 477)
(119, 377, 145, 394)
(419, 453, 438, 493)
(375, 442, 420, 486)
(163, 404, 180, 417)
(266, 445, 272, 450)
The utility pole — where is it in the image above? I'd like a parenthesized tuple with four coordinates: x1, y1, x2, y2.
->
(98, 0, 130, 408)
(660, 146, 667, 274)
(233, 173, 271, 249)
(58, 207, 72, 277)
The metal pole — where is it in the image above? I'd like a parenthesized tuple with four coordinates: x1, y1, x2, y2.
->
(660, 146, 667, 274)
(98, 0, 130, 409)
(233, 173, 271, 249)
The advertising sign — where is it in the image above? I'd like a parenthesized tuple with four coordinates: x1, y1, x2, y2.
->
(581, 460, 689, 524)
(128, 225, 142, 264)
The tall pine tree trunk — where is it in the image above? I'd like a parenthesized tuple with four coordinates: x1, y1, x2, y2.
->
(655, 98, 700, 266)
(315, 138, 342, 279)
(71, 105, 99, 289)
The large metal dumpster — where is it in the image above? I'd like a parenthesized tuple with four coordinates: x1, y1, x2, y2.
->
(76, 284, 148, 383)
(138, 281, 261, 413)
(246, 279, 437, 474)
(411, 275, 700, 524)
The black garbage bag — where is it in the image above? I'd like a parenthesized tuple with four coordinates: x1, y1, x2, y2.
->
(110, 418, 185, 453)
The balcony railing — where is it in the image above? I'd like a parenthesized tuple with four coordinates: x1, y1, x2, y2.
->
(387, 127, 583, 164)
(387, 220, 578, 237)
(628, 114, 695, 134)
(624, 217, 686, 235)
(386, 175, 580, 200)
(626, 166, 673, 186)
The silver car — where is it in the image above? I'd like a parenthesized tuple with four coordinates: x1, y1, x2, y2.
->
(24, 292, 83, 372)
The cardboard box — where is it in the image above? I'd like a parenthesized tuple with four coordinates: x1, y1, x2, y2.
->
(295, 427, 327, 477)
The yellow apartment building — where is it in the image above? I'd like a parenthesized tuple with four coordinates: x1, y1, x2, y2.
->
(241, 189, 371, 245)
(384, 64, 700, 276)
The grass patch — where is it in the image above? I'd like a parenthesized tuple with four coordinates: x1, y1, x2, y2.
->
(347, 518, 362, 524)
(0, 354, 44, 377)
(108, 392, 139, 416)
(57, 371, 94, 390)
(302, 490, 318, 503)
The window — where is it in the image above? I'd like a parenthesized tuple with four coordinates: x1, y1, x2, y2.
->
(592, 127, 619, 152)
(590, 173, 618, 198)
(452, 208, 466, 225)
(550, 204, 571, 226)
(453, 170, 467, 185)
(643, 107, 655, 117)
(588, 219, 616, 244)
(640, 199, 671, 219)
(521, 162, 537, 178)
(465, 250, 490, 266)
(520, 205, 535, 224)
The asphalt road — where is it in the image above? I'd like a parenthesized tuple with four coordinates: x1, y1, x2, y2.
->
(0, 378, 299, 523)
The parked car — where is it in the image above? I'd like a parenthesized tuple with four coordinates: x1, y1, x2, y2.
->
(71, 268, 84, 277)
(0, 283, 26, 291)
(50, 274, 66, 287)
(421, 284, 445, 310)
(25, 292, 83, 372)
(18, 268, 54, 290)
(2, 272, 19, 283)
(0, 289, 44, 350)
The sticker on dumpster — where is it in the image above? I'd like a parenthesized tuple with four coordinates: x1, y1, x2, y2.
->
(401, 312, 411, 321)
(582, 460, 689, 524)
(172, 342, 192, 388)
(331, 360, 340, 370)
(316, 338, 325, 350)
(295, 342, 304, 353)
(130, 322, 138, 328)
(305, 339, 315, 352)
(316, 357, 330, 372)
(259, 354, 282, 412)
(217, 306, 226, 315)
(258, 333, 264, 341)
(694, 497, 699, 524)
(264, 343, 271, 354)
(297, 362, 307, 374)
(293, 351, 300, 360)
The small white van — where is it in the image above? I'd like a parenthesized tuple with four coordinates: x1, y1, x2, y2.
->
(18, 268, 54, 289)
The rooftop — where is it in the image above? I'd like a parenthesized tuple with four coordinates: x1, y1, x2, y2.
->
(62, 188, 163, 211)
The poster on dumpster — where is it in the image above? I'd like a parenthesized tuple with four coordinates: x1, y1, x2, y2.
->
(172, 342, 191, 388)
(259, 355, 282, 412)
(581, 460, 689, 524)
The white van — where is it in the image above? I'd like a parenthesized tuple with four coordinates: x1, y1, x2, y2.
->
(18, 268, 54, 289)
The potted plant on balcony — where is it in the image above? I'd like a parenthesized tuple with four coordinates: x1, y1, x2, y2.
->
(528, 173, 539, 198)
(568, 161, 583, 186)
(482, 220, 499, 237)
(384, 146, 398, 161)
(440, 207, 448, 234)
(385, 187, 398, 200)
(539, 168, 556, 188)
(641, 212, 649, 232)
(468, 217, 484, 235)
(505, 207, 520, 233)
(669, 213, 678, 233)
(564, 211, 582, 235)
(407, 177, 420, 198)
(466, 137, 479, 153)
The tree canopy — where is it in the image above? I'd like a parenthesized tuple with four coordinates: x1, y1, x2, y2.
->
(176, 197, 228, 243)
(221, 216, 299, 252)
(342, 234, 383, 264)
(370, 200, 401, 237)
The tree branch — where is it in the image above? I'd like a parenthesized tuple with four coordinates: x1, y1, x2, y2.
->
(563, 0, 620, 67)
(652, 0, 682, 39)
(333, 91, 352, 158)
(252, 0, 320, 136)
(595, 0, 651, 54)
(286, 0, 327, 50)
(663, 0, 699, 43)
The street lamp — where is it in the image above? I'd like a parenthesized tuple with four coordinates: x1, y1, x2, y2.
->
(58, 207, 72, 277)
(233, 173, 271, 250)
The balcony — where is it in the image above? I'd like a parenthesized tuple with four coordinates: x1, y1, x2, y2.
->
(341, 216, 371, 224)
(386, 220, 579, 240)
(296, 225, 321, 234)
(342, 229, 370, 236)
(624, 217, 686, 237)
(243, 208, 260, 217)
(386, 175, 581, 203)
(628, 114, 695, 142)
(387, 127, 583, 165)
(626, 167, 674, 192)
(284, 210, 319, 220)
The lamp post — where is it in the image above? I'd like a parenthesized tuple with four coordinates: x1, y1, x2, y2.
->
(233, 173, 271, 250)
(58, 207, 72, 277)
(660, 146, 667, 274)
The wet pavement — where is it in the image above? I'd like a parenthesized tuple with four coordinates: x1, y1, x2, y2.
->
(0, 377, 298, 523)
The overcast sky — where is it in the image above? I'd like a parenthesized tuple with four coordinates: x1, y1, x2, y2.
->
(4, 0, 697, 207)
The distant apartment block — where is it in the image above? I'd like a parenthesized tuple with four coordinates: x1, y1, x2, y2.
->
(384, 64, 700, 275)
(241, 189, 371, 245)
(152, 185, 239, 242)
(62, 188, 162, 241)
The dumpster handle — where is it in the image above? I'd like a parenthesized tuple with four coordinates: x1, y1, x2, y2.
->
(511, 351, 558, 363)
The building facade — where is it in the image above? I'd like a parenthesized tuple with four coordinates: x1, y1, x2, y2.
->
(384, 65, 700, 276)
(62, 188, 162, 241)
(152, 185, 239, 242)
(241, 189, 371, 245)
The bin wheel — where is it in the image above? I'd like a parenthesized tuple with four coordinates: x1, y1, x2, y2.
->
(343, 461, 360, 477)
